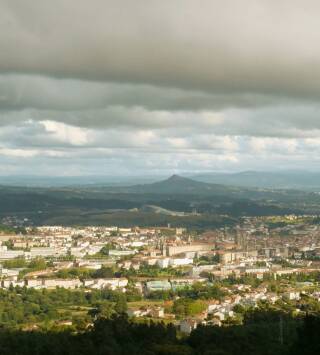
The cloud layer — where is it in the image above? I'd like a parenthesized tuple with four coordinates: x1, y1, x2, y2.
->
(1, 0, 320, 175)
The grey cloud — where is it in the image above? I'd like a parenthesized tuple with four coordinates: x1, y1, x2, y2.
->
(1, 0, 320, 99)
(0, 74, 282, 114)
(1, 1, 320, 175)
(2, 103, 320, 138)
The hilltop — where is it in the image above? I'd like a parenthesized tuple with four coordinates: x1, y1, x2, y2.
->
(113, 174, 241, 195)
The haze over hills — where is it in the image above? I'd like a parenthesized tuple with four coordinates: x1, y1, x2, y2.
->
(188, 170, 320, 191)
(0, 175, 163, 188)
(2, 170, 320, 191)
(92, 174, 315, 202)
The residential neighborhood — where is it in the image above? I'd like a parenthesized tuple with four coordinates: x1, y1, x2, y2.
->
(1, 216, 320, 333)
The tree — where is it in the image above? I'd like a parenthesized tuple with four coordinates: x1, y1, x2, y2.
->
(90, 302, 115, 320)
(93, 266, 115, 278)
(173, 298, 206, 317)
(114, 294, 127, 314)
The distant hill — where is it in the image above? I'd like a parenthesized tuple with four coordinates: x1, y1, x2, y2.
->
(80, 174, 320, 206)
(189, 171, 320, 190)
(117, 174, 243, 195)
(0, 174, 318, 225)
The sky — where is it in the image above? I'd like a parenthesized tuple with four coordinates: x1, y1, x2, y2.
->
(1, 0, 320, 176)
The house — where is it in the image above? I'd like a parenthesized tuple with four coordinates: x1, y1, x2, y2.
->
(127, 309, 149, 318)
(207, 318, 222, 327)
(180, 319, 199, 334)
(83, 278, 128, 290)
(212, 311, 225, 321)
(283, 291, 300, 301)
(127, 306, 164, 318)
(157, 258, 170, 268)
(0, 267, 19, 278)
(150, 307, 165, 318)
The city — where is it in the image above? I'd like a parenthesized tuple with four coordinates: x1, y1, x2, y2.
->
(1, 217, 320, 336)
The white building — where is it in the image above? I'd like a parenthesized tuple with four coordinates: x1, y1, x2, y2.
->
(108, 250, 136, 257)
(0, 250, 24, 260)
(180, 319, 199, 334)
(2, 280, 25, 288)
(83, 278, 128, 290)
(26, 279, 43, 289)
(30, 247, 66, 258)
(169, 258, 193, 267)
(42, 279, 82, 289)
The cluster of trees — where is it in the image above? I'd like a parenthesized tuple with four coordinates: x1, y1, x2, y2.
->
(195, 254, 219, 266)
(176, 283, 227, 300)
(54, 263, 187, 283)
(286, 271, 320, 283)
(0, 312, 319, 354)
(0, 287, 84, 326)
(3, 257, 49, 278)
(45, 210, 237, 230)
(147, 283, 227, 302)
(14, 261, 188, 281)
(0, 224, 26, 235)
(121, 264, 185, 278)
(296, 294, 320, 313)
(3, 257, 28, 269)
(55, 266, 116, 280)
(172, 298, 206, 318)
(0, 287, 132, 328)
(218, 274, 264, 288)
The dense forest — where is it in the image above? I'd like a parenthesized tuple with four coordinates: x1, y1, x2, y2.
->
(0, 285, 318, 354)
(0, 312, 318, 355)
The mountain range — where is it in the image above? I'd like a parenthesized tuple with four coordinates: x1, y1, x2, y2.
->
(1, 174, 320, 227)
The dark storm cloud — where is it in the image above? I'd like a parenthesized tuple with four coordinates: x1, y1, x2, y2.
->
(0, 0, 320, 97)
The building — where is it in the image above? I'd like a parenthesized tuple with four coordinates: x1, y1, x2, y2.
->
(30, 247, 66, 258)
(0, 250, 24, 260)
(166, 243, 215, 257)
(219, 250, 258, 264)
(169, 258, 193, 267)
(83, 278, 128, 290)
(145, 280, 171, 293)
(42, 279, 82, 289)
(180, 319, 199, 334)
(108, 250, 136, 257)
